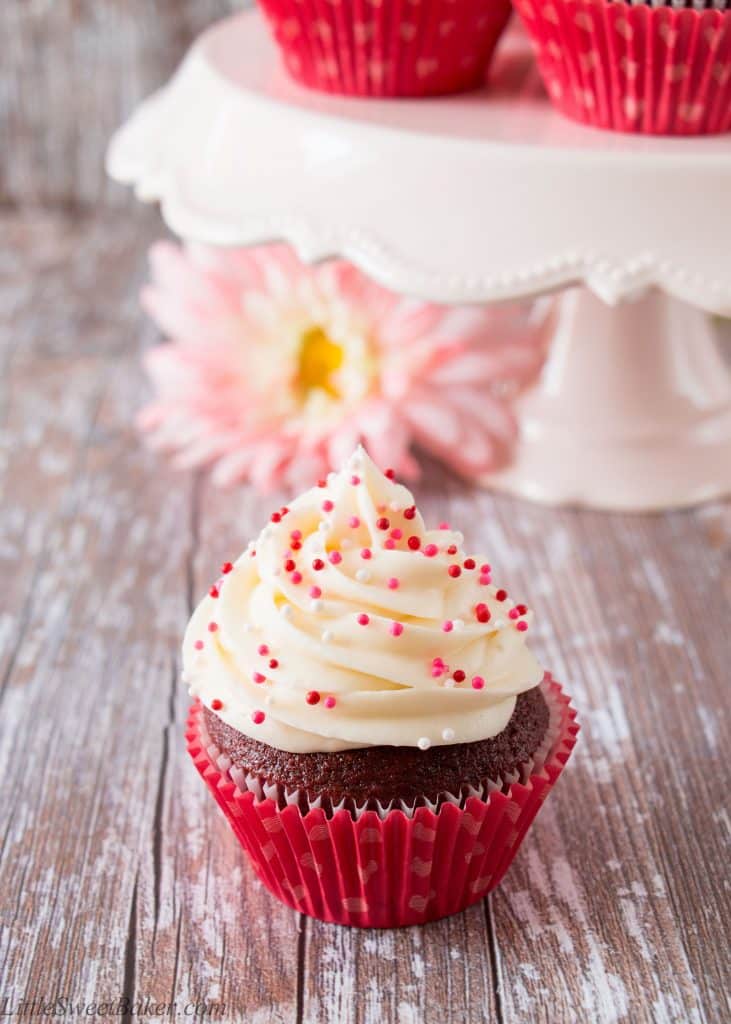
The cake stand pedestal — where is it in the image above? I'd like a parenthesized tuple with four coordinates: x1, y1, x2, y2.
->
(106, 11, 731, 511)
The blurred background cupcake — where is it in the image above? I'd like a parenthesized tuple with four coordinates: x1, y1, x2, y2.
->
(516, 0, 731, 134)
(256, 0, 514, 96)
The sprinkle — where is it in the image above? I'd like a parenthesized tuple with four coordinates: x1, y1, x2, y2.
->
(376, 517, 390, 531)
(321, 630, 333, 643)
(312, 558, 325, 571)
(341, 538, 353, 550)
(385, 468, 396, 480)
(356, 569, 371, 583)
(209, 586, 219, 598)
(453, 670, 466, 683)
(357, 613, 370, 626)
(328, 551, 342, 565)
(384, 539, 396, 549)
(388, 577, 400, 590)
(481, 564, 491, 574)
(360, 548, 372, 560)
(442, 728, 455, 741)
(318, 522, 329, 532)
(464, 558, 476, 570)
(448, 564, 461, 578)
(280, 507, 289, 517)
(270, 511, 282, 523)
(324, 696, 336, 709)
(417, 737, 431, 751)
(403, 506, 416, 520)
(407, 536, 421, 550)
(479, 575, 491, 585)
(251, 710, 266, 725)
(311, 599, 324, 612)
(516, 604, 528, 615)
(516, 621, 529, 632)
(208, 622, 218, 632)
(348, 516, 360, 528)
(280, 605, 293, 619)
(290, 530, 302, 541)
(472, 676, 485, 690)
(495, 589, 508, 602)
(439, 522, 450, 530)
(390, 622, 404, 637)
(253, 671, 267, 684)
(285, 558, 296, 573)
(447, 545, 458, 555)
(250, 549, 256, 558)
(192, 639, 203, 651)
(317, 479, 327, 488)
(258, 644, 269, 655)
(306, 690, 321, 705)
(423, 543, 439, 557)
(431, 666, 445, 678)
(390, 528, 403, 540)
(442, 620, 454, 632)
(432, 657, 445, 666)
(291, 571, 303, 584)
(291, 540, 302, 551)
(322, 500, 334, 512)
(264, 695, 274, 706)
(269, 659, 278, 669)
(309, 585, 322, 599)
(221, 562, 233, 574)
(453, 619, 465, 631)
(475, 603, 491, 623)
(443, 678, 456, 689)
(350, 475, 361, 485)
(509, 608, 520, 620)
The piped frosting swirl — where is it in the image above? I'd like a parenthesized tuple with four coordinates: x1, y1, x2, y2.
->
(183, 448, 543, 753)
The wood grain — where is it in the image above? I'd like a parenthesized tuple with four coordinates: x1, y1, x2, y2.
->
(0, 208, 729, 1023)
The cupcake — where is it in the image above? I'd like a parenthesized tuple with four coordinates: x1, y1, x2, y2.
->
(255, 0, 513, 97)
(516, 0, 731, 134)
(185, 448, 578, 927)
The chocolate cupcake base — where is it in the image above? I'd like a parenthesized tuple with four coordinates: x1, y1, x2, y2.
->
(203, 686, 549, 813)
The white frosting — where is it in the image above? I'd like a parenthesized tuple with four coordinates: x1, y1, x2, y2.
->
(183, 448, 543, 753)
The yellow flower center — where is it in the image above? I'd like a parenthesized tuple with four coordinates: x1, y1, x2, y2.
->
(296, 326, 344, 399)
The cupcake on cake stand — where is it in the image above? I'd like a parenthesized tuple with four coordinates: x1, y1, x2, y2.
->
(107, 11, 731, 511)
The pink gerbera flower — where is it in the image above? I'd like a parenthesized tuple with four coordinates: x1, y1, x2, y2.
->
(138, 242, 549, 492)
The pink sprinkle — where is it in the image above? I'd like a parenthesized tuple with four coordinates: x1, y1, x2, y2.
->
(360, 548, 372, 560)
(252, 672, 266, 684)
(388, 577, 400, 590)
(384, 539, 396, 550)
(509, 608, 520, 620)
(442, 620, 454, 632)
(357, 613, 370, 626)
(290, 530, 302, 541)
(194, 640, 204, 651)
(257, 644, 269, 655)
(431, 666, 445, 678)
(251, 710, 266, 725)
(481, 564, 491, 574)
(423, 543, 439, 557)
(390, 528, 403, 540)
(439, 522, 450, 530)
(390, 622, 404, 637)
(348, 516, 360, 529)
(479, 575, 492, 585)
(291, 571, 303, 584)
(322, 500, 334, 512)
(328, 551, 342, 565)
(350, 475, 361, 485)
(324, 696, 336, 709)
(208, 622, 218, 632)
(309, 585, 322, 599)
(471, 676, 485, 690)
(432, 656, 445, 666)
(516, 621, 529, 632)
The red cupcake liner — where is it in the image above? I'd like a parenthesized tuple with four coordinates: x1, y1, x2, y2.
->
(185, 673, 579, 927)
(255, 0, 513, 97)
(516, 0, 731, 134)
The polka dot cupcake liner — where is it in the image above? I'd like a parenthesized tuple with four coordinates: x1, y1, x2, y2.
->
(185, 674, 579, 928)
(255, 0, 513, 97)
(516, 0, 731, 134)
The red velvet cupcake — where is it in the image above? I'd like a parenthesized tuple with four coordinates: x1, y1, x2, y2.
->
(256, 0, 513, 97)
(184, 448, 578, 927)
(516, 0, 731, 134)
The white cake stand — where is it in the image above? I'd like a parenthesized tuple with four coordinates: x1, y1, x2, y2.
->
(106, 11, 731, 511)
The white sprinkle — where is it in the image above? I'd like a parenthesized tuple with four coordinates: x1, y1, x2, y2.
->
(417, 737, 431, 751)
(265, 694, 274, 706)
(187, 684, 199, 698)
(261, 525, 272, 539)
(454, 532, 464, 545)
(280, 605, 293, 619)
(444, 678, 456, 688)
(321, 629, 333, 643)
(389, 501, 400, 511)
(318, 521, 329, 531)
(494, 619, 506, 630)
(356, 569, 371, 583)
(311, 599, 324, 613)
(442, 728, 455, 741)
(341, 537, 353, 549)
(181, 670, 191, 684)
(453, 619, 464, 631)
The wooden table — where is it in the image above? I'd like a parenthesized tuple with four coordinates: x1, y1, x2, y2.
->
(0, 208, 728, 1023)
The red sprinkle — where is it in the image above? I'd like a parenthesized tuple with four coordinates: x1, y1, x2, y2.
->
(464, 558, 476, 570)
(208, 622, 219, 632)
(257, 644, 269, 655)
(291, 571, 303, 584)
(496, 589, 508, 602)
(221, 562, 233, 574)
(376, 517, 390, 531)
(403, 506, 416, 520)
(516, 621, 529, 632)
(251, 710, 265, 725)
(290, 530, 302, 541)
(448, 565, 462, 578)
(210, 698, 223, 711)
(475, 603, 491, 623)
(357, 613, 370, 626)
(390, 528, 403, 540)
(268, 659, 279, 669)
(350, 475, 361, 485)
(480, 564, 491, 574)
(270, 511, 282, 523)
(453, 670, 466, 683)
(324, 696, 337, 709)
(360, 548, 372, 560)
(312, 558, 325, 571)
(516, 604, 528, 615)
(390, 622, 404, 637)
(439, 522, 450, 530)
(385, 468, 396, 480)
(285, 558, 296, 573)
(472, 676, 485, 690)
(322, 500, 334, 512)
(479, 575, 491, 585)
(407, 536, 421, 551)
(280, 507, 289, 517)
(209, 586, 219, 598)
(306, 690, 321, 705)
(447, 545, 458, 555)
(317, 479, 327, 488)
(252, 672, 266, 684)
(290, 540, 302, 551)
(423, 544, 439, 557)
(194, 640, 204, 651)
(509, 609, 520, 620)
